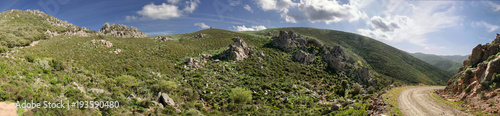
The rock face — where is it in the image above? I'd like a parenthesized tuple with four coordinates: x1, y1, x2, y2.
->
(99, 23, 148, 38)
(441, 34, 500, 113)
(218, 37, 254, 61)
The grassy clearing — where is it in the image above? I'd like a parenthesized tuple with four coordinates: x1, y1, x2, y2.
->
(381, 86, 417, 116)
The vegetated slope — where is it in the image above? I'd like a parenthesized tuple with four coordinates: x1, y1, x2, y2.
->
(440, 34, 500, 114)
(1, 10, 379, 115)
(410, 52, 463, 73)
(0, 9, 92, 52)
(245, 27, 453, 85)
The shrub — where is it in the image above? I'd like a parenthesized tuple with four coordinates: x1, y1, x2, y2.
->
(350, 83, 364, 96)
(25, 55, 34, 62)
(481, 79, 490, 89)
(50, 59, 64, 71)
(185, 108, 204, 116)
(159, 80, 178, 93)
(116, 75, 139, 88)
(230, 87, 252, 104)
(0, 45, 7, 53)
(367, 86, 376, 94)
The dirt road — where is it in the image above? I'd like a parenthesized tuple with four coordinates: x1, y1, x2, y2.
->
(398, 86, 470, 116)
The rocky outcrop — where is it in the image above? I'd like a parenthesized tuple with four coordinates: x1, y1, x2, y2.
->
(194, 33, 204, 39)
(265, 32, 273, 36)
(91, 39, 113, 48)
(441, 34, 500, 113)
(218, 37, 254, 61)
(154, 36, 172, 41)
(272, 30, 307, 52)
(272, 30, 375, 87)
(185, 58, 204, 70)
(99, 23, 148, 38)
(294, 50, 315, 65)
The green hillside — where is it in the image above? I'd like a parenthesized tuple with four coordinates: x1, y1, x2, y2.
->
(410, 52, 464, 73)
(245, 27, 453, 85)
(0, 10, 452, 115)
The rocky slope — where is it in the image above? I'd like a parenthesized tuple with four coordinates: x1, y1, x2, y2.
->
(440, 34, 500, 113)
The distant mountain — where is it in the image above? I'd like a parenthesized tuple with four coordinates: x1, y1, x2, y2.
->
(410, 52, 467, 73)
(439, 55, 469, 63)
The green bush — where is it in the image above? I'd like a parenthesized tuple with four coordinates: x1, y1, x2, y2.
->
(159, 80, 178, 93)
(50, 59, 64, 71)
(25, 55, 34, 62)
(367, 86, 376, 94)
(0, 45, 7, 53)
(350, 83, 364, 96)
(230, 87, 252, 104)
(185, 108, 204, 116)
(116, 75, 139, 88)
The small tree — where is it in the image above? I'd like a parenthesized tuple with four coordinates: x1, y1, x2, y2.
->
(230, 87, 252, 104)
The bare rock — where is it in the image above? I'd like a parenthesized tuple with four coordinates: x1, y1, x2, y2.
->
(99, 22, 148, 38)
(194, 33, 204, 39)
(154, 36, 172, 41)
(294, 50, 315, 65)
(218, 37, 254, 61)
(185, 58, 204, 69)
(91, 39, 113, 48)
(158, 92, 175, 107)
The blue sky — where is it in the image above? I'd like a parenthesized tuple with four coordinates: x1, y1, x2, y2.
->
(1, 0, 500, 55)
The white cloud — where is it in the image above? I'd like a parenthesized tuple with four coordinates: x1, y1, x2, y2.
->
(357, 1, 460, 49)
(130, 0, 200, 20)
(233, 25, 267, 31)
(472, 21, 499, 33)
(244, 4, 253, 13)
(194, 22, 210, 29)
(489, 2, 500, 12)
(167, 0, 180, 4)
(254, 0, 366, 23)
(228, 0, 242, 6)
(297, 0, 367, 24)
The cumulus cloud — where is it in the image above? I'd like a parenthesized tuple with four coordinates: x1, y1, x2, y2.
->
(233, 25, 267, 31)
(129, 0, 200, 20)
(297, 0, 367, 23)
(254, 0, 366, 23)
(357, 1, 460, 49)
(244, 4, 253, 13)
(472, 21, 499, 33)
(194, 22, 210, 29)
